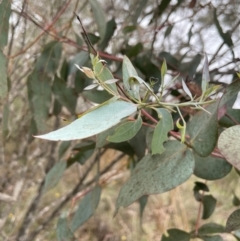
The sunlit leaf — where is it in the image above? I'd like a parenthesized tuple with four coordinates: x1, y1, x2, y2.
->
(218, 125, 240, 171)
(115, 141, 194, 213)
(36, 100, 137, 141)
(151, 108, 173, 154)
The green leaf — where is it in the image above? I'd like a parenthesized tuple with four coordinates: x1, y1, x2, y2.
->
(83, 89, 113, 104)
(197, 223, 225, 235)
(36, 100, 137, 141)
(67, 141, 95, 166)
(58, 141, 71, 159)
(122, 55, 138, 92)
(218, 125, 240, 171)
(2, 103, 9, 139)
(151, 108, 173, 155)
(161, 229, 190, 241)
(35, 41, 62, 74)
(99, 18, 117, 50)
(89, 0, 106, 41)
(194, 153, 232, 180)
(202, 53, 210, 94)
(179, 54, 201, 78)
(69, 51, 89, 75)
(214, 8, 233, 48)
(27, 72, 52, 133)
(0, 0, 11, 48)
(164, 25, 173, 38)
(202, 195, 217, 219)
(159, 52, 179, 70)
(193, 181, 209, 201)
(70, 185, 101, 232)
(57, 214, 77, 241)
(122, 25, 137, 34)
(199, 235, 223, 241)
(226, 209, 240, 232)
(131, 0, 148, 24)
(187, 102, 219, 157)
(115, 141, 194, 213)
(139, 195, 148, 223)
(107, 115, 142, 143)
(233, 193, 240, 206)
(0, 51, 8, 100)
(52, 75, 77, 114)
(161, 59, 167, 83)
(43, 161, 66, 193)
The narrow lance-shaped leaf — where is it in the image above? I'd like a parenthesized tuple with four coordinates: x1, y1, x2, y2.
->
(115, 141, 194, 214)
(35, 100, 137, 141)
(70, 186, 101, 232)
(202, 53, 210, 95)
(151, 108, 173, 155)
(107, 114, 142, 143)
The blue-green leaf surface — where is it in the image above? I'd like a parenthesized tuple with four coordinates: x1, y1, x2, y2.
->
(107, 115, 142, 143)
(226, 209, 240, 232)
(36, 100, 137, 141)
(115, 141, 194, 213)
(161, 229, 190, 241)
(151, 108, 173, 155)
(70, 186, 101, 232)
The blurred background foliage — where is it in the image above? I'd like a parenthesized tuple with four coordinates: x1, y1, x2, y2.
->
(0, 0, 240, 240)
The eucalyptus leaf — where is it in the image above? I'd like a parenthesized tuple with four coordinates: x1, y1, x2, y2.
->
(161, 229, 190, 241)
(218, 125, 240, 171)
(202, 195, 217, 219)
(115, 141, 194, 213)
(36, 100, 137, 141)
(57, 215, 77, 241)
(70, 186, 101, 232)
(226, 209, 240, 232)
(43, 161, 66, 193)
(107, 115, 142, 143)
(151, 108, 173, 155)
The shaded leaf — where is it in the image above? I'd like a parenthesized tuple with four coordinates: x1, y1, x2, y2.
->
(57, 214, 76, 241)
(197, 223, 225, 235)
(36, 100, 137, 141)
(69, 51, 89, 75)
(202, 53, 210, 93)
(107, 115, 142, 143)
(131, 0, 148, 24)
(0, 0, 11, 48)
(159, 52, 179, 70)
(193, 181, 209, 202)
(58, 141, 71, 159)
(179, 54, 201, 78)
(0, 49, 8, 100)
(139, 195, 148, 223)
(52, 75, 77, 114)
(122, 55, 138, 92)
(115, 141, 194, 213)
(218, 125, 240, 171)
(27, 72, 52, 133)
(164, 25, 173, 38)
(161, 229, 190, 241)
(83, 89, 113, 103)
(202, 195, 217, 219)
(194, 153, 232, 180)
(122, 25, 136, 34)
(99, 18, 117, 50)
(233, 193, 240, 206)
(187, 102, 219, 157)
(70, 186, 101, 232)
(200, 235, 223, 241)
(89, 0, 106, 41)
(43, 161, 66, 193)
(226, 209, 240, 232)
(2, 103, 9, 139)
(151, 108, 173, 155)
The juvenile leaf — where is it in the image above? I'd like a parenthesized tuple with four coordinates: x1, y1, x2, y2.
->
(161, 229, 190, 241)
(200, 235, 223, 241)
(194, 153, 232, 180)
(115, 141, 194, 213)
(182, 79, 193, 100)
(161, 59, 167, 82)
(36, 101, 137, 141)
(151, 108, 173, 154)
(193, 181, 209, 201)
(122, 55, 138, 92)
(89, 0, 106, 41)
(43, 161, 66, 193)
(70, 186, 101, 232)
(187, 102, 219, 157)
(226, 209, 240, 232)
(233, 193, 240, 206)
(218, 125, 240, 171)
(57, 215, 76, 241)
(202, 195, 217, 219)
(107, 115, 142, 143)
(197, 223, 225, 235)
(53, 75, 77, 114)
